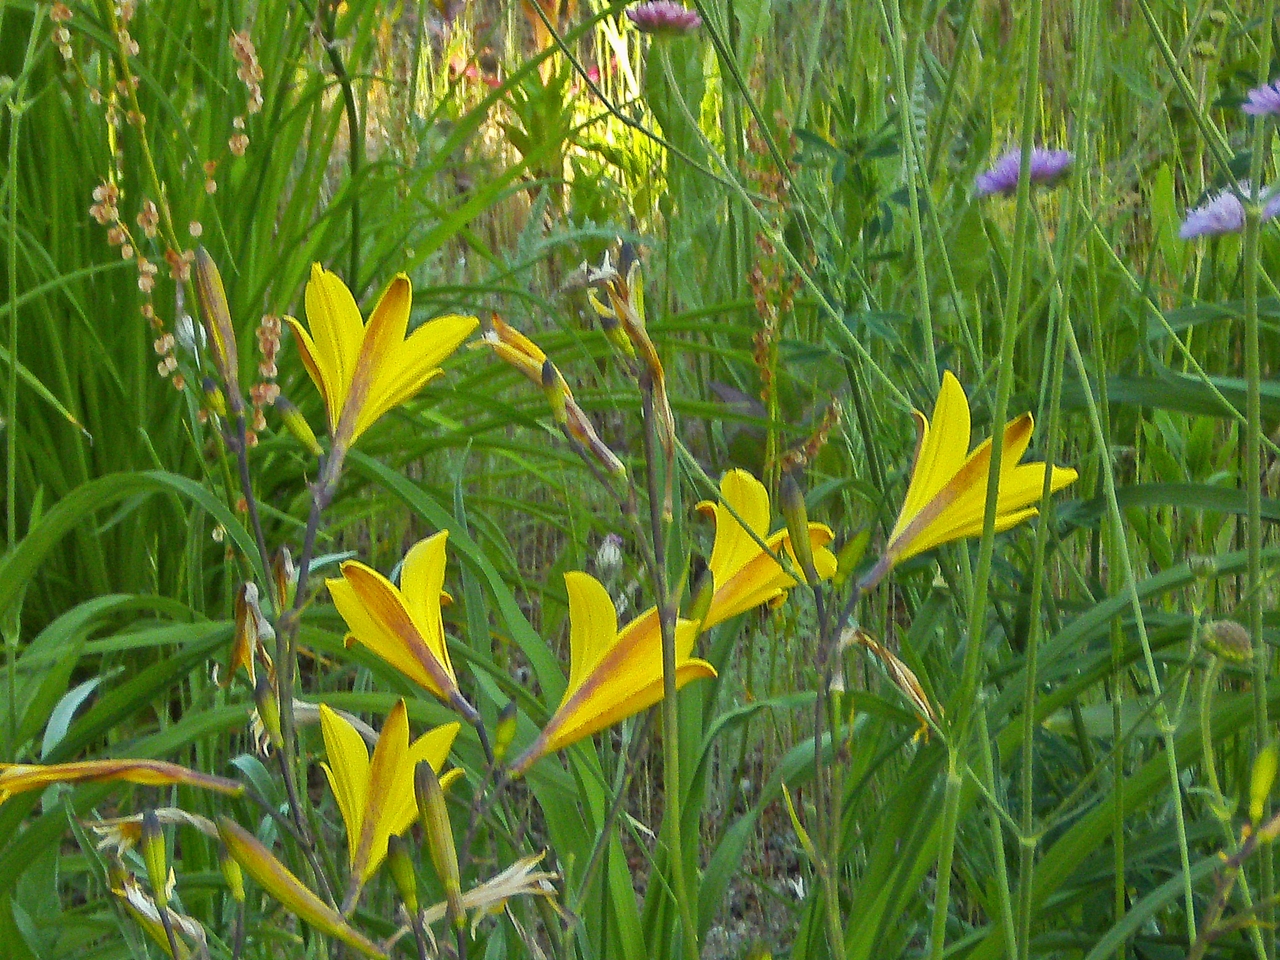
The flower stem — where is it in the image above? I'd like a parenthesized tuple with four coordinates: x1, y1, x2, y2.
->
(1243, 4, 1277, 943)
(642, 386, 699, 960)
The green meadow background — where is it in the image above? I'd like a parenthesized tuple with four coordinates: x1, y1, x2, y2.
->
(2, 0, 1280, 957)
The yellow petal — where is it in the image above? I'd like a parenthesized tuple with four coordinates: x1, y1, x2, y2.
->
(542, 617, 712, 754)
(0, 759, 243, 805)
(890, 371, 971, 543)
(217, 817, 387, 959)
(398, 532, 455, 679)
(564, 572, 621, 694)
(357, 700, 410, 884)
(354, 312, 479, 439)
(319, 705, 370, 872)
(327, 561, 457, 700)
(303, 264, 365, 427)
(706, 469, 773, 587)
(286, 316, 338, 432)
(342, 275, 413, 440)
(382, 722, 461, 843)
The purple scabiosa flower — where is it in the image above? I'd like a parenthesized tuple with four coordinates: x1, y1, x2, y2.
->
(626, 0, 702, 35)
(974, 147, 1073, 198)
(1243, 80, 1280, 117)
(1179, 188, 1245, 239)
(1177, 183, 1280, 239)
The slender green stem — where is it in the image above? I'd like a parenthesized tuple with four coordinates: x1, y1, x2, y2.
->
(878, 0, 938, 389)
(928, 762, 963, 960)
(642, 387, 699, 960)
(1063, 316, 1196, 944)
(976, 707, 1018, 958)
(321, 0, 362, 288)
(1243, 5, 1277, 945)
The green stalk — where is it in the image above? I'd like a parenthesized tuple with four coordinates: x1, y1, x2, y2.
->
(879, 0, 938, 389)
(1243, 3, 1276, 944)
(1062, 317, 1196, 945)
(642, 388, 699, 960)
(4, 13, 39, 758)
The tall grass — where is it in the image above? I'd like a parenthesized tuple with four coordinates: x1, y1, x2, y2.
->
(2, 0, 1280, 957)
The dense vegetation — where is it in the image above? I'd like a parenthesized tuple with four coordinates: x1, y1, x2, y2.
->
(2, 0, 1280, 958)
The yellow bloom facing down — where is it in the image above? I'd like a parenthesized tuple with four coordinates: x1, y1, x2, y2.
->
(0, 759, 243, 805)
(509, 573, 716, 775)
(327, 531, 479, 724)
(696, 469, 837, 633)
(320, 700, 459, 900)
(871, 371, 1077, 579)
(286, 264, 478, 445)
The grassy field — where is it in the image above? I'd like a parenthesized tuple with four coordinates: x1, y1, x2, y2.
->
(2, 0, 1280, 957)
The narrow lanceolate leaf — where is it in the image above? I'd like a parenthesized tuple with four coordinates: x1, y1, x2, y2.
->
(0, 759, 243, 804)
(216, 817, 388, 959)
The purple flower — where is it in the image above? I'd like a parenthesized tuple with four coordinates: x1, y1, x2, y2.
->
(626, 1, 702, 35)
(1179, 183, 1280, 239)
(1243, 80, 1280, 116)
(974, 147, 1073, 198)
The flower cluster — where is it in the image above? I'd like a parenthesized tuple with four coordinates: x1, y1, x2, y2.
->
(1179, 184, 1280, 239)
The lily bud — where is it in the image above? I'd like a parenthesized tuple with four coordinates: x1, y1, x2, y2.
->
(686, 566, 714, 630)
(194, 248, 240, 398)
(141, 810, 169, 908)
(254, 675, 282, 752)
(596, 307, 637, 362)
(780, 469, 819, 586)
(385, 835, 419, 916)
(414, 760, 464, 930)
(274, 395, 324, 457)
(542, 360, 568, 426)
(493, 699, 519, 764)
(202, 376, 227, 418)
(219, 843, 245, 904)
(1252, 742, 1279, 825)
(833, 529, 871, 588)
(271, 547, 296, 612)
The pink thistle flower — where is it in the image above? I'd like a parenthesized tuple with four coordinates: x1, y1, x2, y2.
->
(626, 1, 702, 35)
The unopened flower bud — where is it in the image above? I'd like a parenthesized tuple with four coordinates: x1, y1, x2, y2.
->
(386, 835, 419, 915)
(833, 528, 871, 588)
(194, 248, 240, 397)
(254, 674, 282, 751)
(542, 359, 568, 426)
(687, 566, 714, 630)
(493, 699, 519, 764)
(780, 469, 819, 586)
(1203, 619, 1252, 664)
(202, 376, 227, 418)
(271, 547, 296, 612)
(140, 810, 169, 907)
(1252, 742, 1279, 824)
(218, 843, 245, 903)
(414, 760, 464, 929)
(273, 395, 323, 456)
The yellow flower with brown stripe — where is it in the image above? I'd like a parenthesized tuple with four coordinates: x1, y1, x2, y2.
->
(286, 265, 477, 448)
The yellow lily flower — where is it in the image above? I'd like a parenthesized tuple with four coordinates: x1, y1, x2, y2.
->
(217, 816, 388, 958)
(286, 264, 478, 446)
(327, 531, 479, 723)
(0, 758, 243, 805)
(319, 700, 459, 903)
(868, 371, 1077, 583)
(510, 573, 716, 775)
(696, 469, 837, 633)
